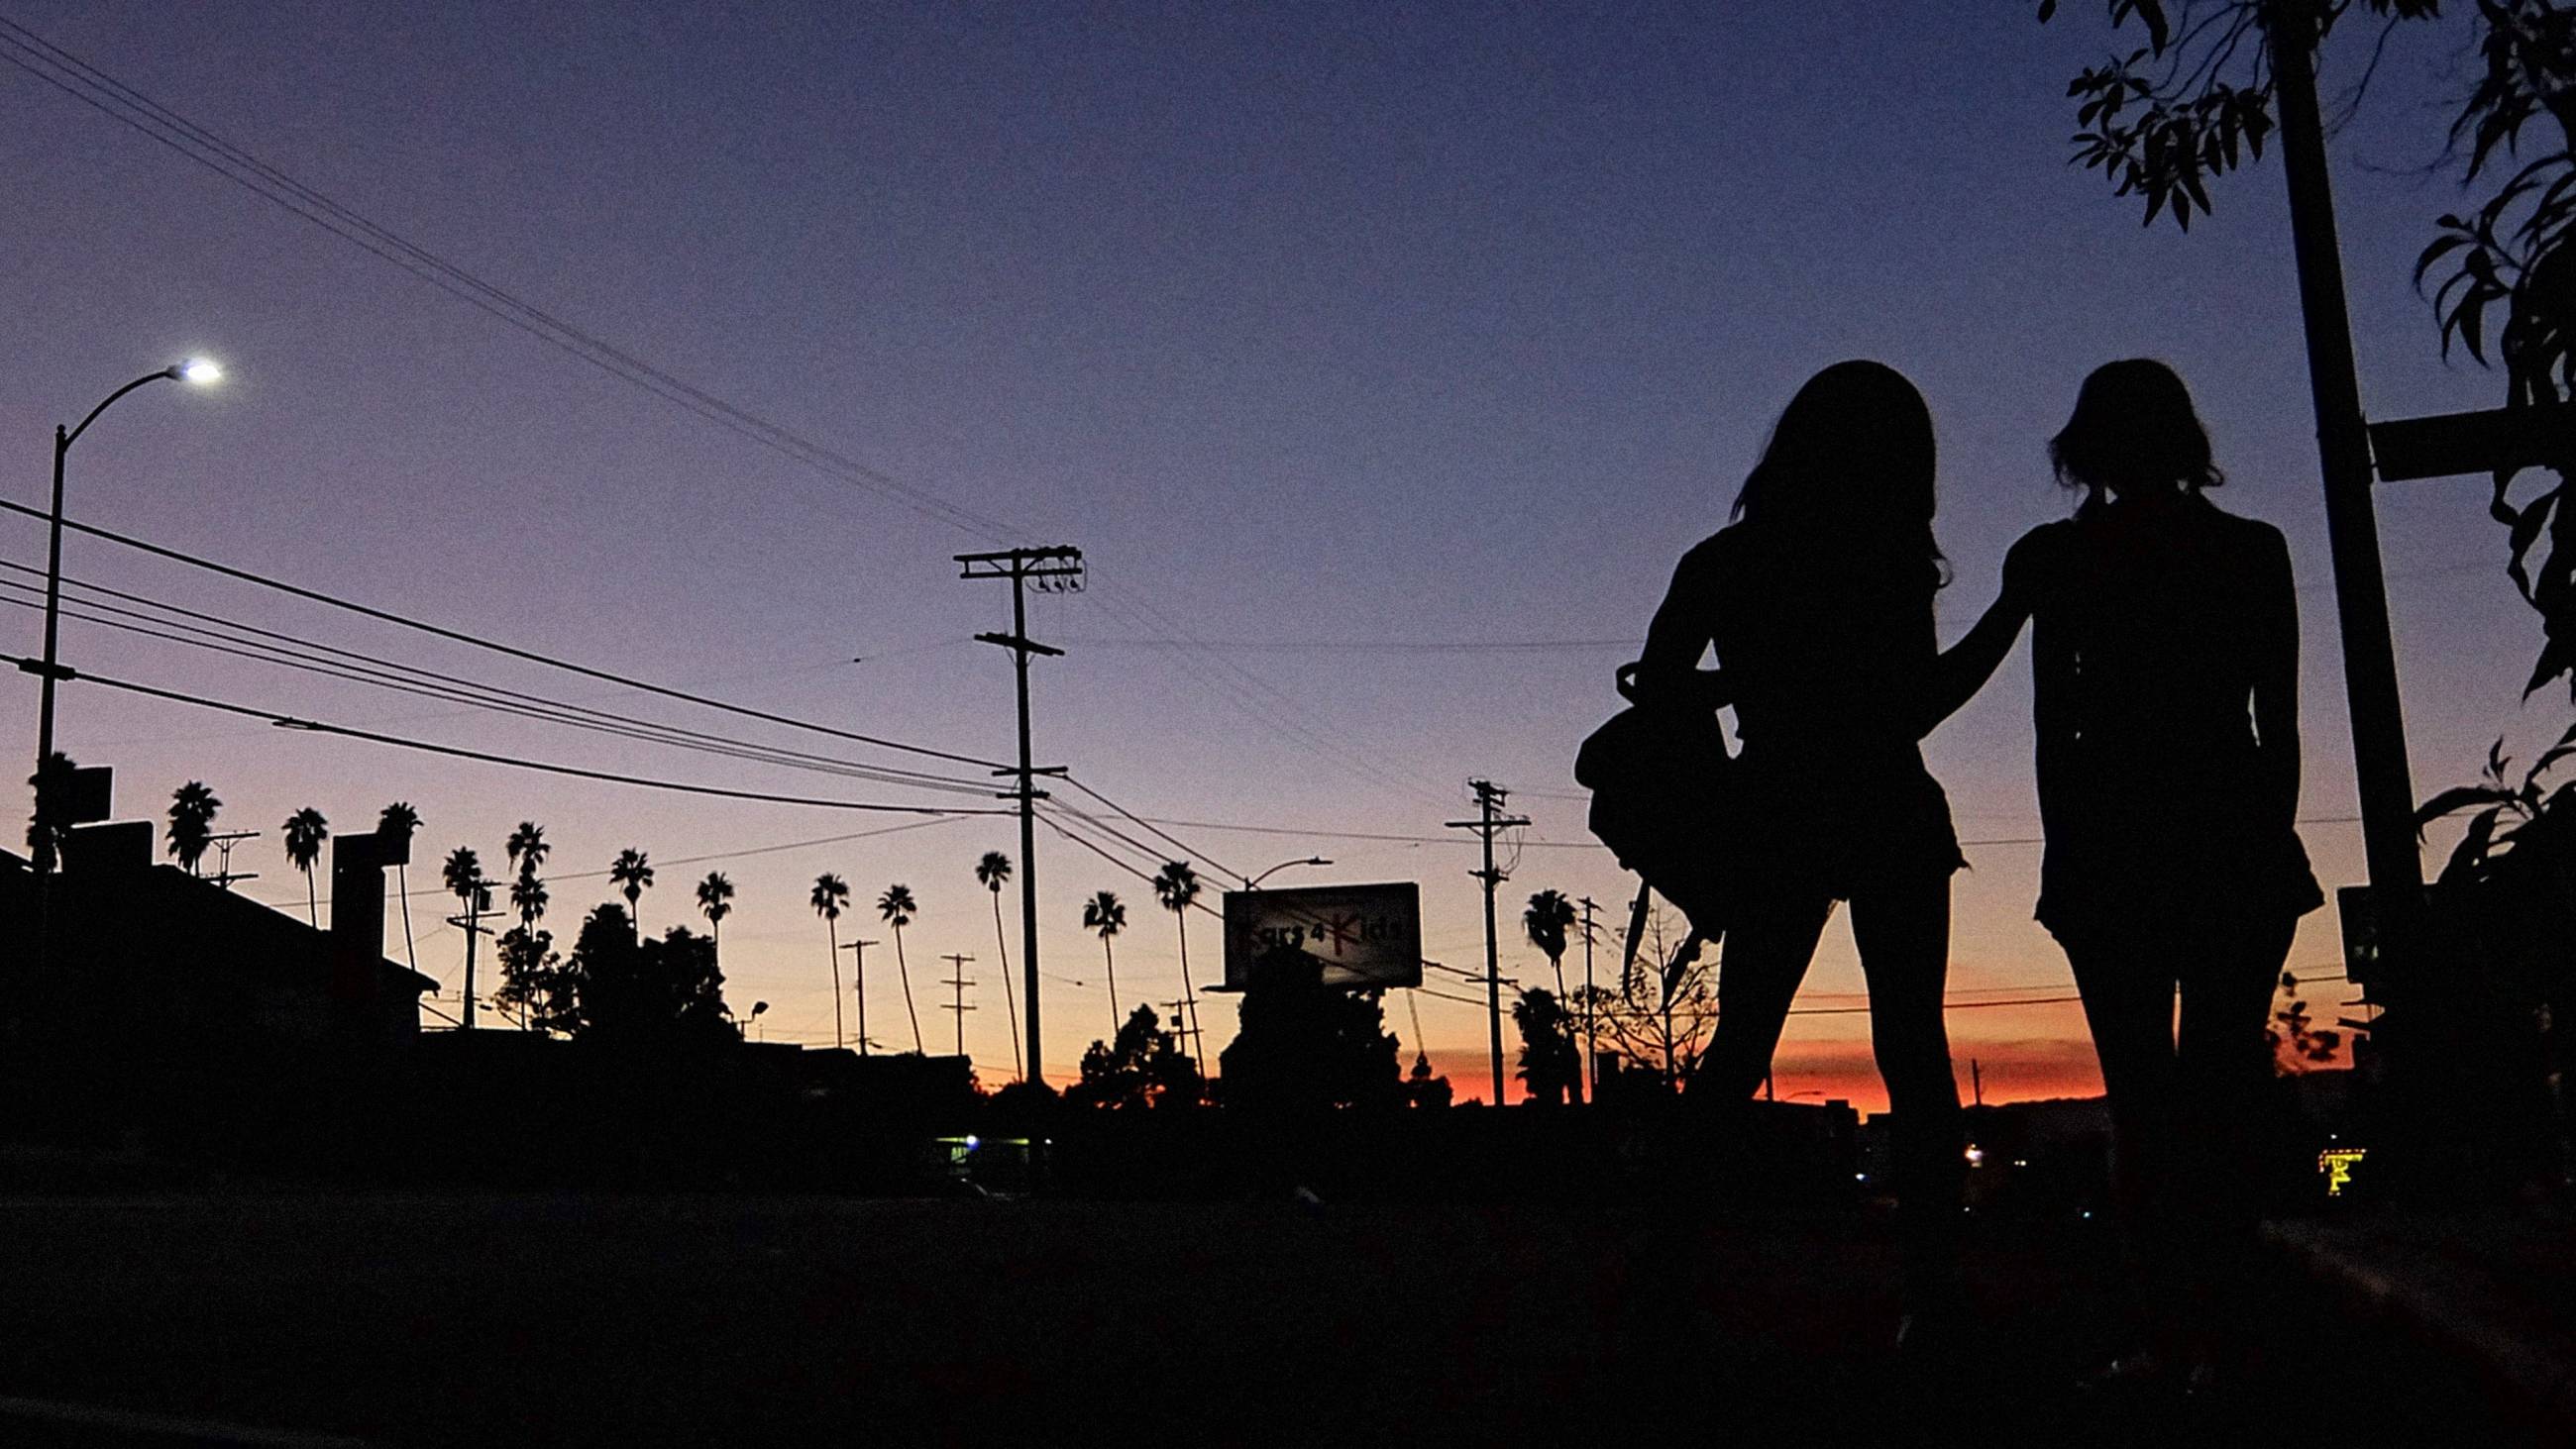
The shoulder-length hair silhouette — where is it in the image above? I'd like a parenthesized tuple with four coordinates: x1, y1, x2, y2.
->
(2048, 357, 2224, 503)
(2018, 357, 2323, 1386)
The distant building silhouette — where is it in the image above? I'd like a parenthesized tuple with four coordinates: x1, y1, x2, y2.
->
(1, 821, 432, 1162)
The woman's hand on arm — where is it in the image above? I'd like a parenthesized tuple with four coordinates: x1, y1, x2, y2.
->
(1911, 530, 2043, 739)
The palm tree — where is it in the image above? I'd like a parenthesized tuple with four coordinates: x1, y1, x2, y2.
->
(1525, 888, 1581, 1106)
(1152, 861, 1205, 1064)
(1083, 889, 1127, 1037)
(697, 872, 735, 958)
(165, 780, 221, 876)
(877, 882, 923, 1053)
(974, 851, 1024, 1080)
(811, 873, 851, 1051)
(504, 821, 549, 881)
(281, 807, 329, 926)
(1524, 889, 1576, 999)
(443, 846, 488, 1028)
(378, 802, 421, 975)
(609, 848, 654, 936)
(508, 872, 549, 932)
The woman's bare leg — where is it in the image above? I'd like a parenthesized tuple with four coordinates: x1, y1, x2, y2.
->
(1850, 873, 1965, 1310)
(1695, 891, 1834, 1103)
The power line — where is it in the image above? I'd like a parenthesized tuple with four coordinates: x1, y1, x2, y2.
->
(0, 591, 994, 799)
(0, 19, 1023, 547)
(1040, 812, 1224, 922)
(1055, 774, 1243, 883)
(0, 566, 995, 795)
(0, 21, 1468, 819)
(0, 498, 1007, 772)
(3, 656, 1016, 818)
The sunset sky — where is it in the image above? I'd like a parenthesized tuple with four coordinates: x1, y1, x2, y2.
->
(2, 3, 2547, 1108)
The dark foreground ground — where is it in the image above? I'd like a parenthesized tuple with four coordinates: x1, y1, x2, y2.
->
(0, 1191, 2534, 1446)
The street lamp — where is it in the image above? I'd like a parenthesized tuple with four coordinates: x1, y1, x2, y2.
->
(1241, 856, 1331, 890)
(30, 359, 219, 871)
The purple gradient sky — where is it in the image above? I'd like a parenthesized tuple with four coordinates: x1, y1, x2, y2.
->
(0, 2, 2543, 1103)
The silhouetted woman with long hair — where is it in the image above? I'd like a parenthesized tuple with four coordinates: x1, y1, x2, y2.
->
(2012, 359, 2322, 1386)
(1637, 361, 2023, 1340)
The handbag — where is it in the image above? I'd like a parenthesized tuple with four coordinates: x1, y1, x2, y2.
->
(1574, 663, 1732, 1000)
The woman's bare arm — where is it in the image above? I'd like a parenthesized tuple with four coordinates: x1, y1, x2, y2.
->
(1908, 532, 2040, 740)
(1629, 540, 1731, 709)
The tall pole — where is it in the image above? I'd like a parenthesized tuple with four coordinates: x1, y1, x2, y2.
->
(940, 953, 976, 1058)
(842, 938, 878, 1054)
(1014, 580, 1039, 1080)
(453, 885, 490, 1030)
(33, 366, 203, 865)
(1577, 895, 1598, 1096)
(1448, 779, 1528, 1105)
(958, 545, 1082, 1089)
(33, 429, 68, 876)
(2268, 0, 2424, 971)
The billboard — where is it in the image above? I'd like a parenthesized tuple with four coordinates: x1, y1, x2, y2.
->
(1221, 881, 1421, 991)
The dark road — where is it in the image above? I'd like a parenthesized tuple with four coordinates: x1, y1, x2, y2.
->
(0, 1192, 2522, 1445)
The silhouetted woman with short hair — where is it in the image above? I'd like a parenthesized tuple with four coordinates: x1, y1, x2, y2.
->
(1637, 360, 2025, 1340)
(2010, 359, 2322, 1386)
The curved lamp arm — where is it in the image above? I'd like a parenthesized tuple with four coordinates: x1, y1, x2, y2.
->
(61, 368, 180, 451)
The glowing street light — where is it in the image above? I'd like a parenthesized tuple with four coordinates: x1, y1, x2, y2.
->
(30, 359, 222, 872)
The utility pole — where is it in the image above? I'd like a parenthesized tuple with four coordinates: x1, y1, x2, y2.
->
(1447, 779, 1529, 1105)
(207, 830, 260, 891)
(1577, 895, 1599, 1096)
(447, 883, 492, 1030)
(957, 545, 1083, 1092)
(2267, 0, 2424, 977)
(940, 954, 976, 1059)
(841, 938, 878, 1055)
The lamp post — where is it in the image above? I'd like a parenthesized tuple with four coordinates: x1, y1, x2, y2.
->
(30, 359, 220, 871)
(1240, 856, 1331, 890)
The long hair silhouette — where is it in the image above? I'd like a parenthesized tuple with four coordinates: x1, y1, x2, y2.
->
(1630, 359, 2036, 1349)
(1732, 359, 1946, 589)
